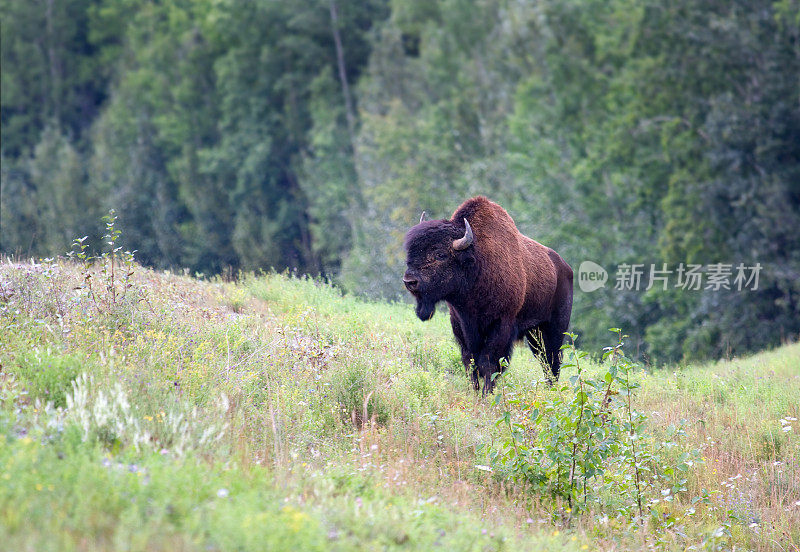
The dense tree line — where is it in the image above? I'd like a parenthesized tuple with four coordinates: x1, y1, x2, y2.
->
(2, 0, 799, 363)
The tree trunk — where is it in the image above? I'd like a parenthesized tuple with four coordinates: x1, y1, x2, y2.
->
(328, 0, 357, 156)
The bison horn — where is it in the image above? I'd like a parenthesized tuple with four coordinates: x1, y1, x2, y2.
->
(419, 211, 427, 224)
(452, 218, 474, 250)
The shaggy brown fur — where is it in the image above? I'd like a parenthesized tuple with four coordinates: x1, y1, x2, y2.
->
(403, 196, 573, 394)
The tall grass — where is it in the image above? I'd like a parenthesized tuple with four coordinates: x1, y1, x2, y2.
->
(1, 257, 798, 551)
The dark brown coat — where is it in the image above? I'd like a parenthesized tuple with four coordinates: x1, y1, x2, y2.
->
(403, 197, 573, 393)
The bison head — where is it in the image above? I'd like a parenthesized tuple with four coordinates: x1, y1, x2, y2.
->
(402, 218, 475, 321)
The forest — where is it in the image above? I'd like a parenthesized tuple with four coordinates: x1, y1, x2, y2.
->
(2, 0, 799, 363)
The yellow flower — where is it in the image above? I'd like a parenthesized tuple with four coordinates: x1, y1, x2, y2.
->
(144, 415, 153, 421)
(281, 506, 308, 533)
(35, 484, 43, 491)
(553, 530, 560, 537)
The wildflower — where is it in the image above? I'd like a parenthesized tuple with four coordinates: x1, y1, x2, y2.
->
(35, 484, 43, 491)
(217, 488, 229, 498)
(553, 530, 560, 537)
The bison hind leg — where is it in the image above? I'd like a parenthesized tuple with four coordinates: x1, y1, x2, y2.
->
(525, 325, 563, 384)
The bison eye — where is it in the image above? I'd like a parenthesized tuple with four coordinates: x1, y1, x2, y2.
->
(436, 252, 449, 261)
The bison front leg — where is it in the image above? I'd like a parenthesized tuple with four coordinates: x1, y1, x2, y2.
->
(469, 361, 480, 391)
(450, 311, 480, 391)
(476, 320, 516, 396)
(461, 350, 480, 392)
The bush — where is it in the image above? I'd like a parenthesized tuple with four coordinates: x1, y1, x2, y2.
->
(480, 330, 703, 525)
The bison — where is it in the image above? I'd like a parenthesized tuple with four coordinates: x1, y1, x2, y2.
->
(402, 196, 573, 394)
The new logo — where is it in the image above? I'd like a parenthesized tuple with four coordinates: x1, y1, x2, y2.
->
(578, 261, 607, 293)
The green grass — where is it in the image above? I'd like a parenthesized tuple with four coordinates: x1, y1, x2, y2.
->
(1, 259, 798, 551)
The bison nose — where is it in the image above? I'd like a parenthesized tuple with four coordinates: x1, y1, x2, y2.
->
(403, 276, 419, 292)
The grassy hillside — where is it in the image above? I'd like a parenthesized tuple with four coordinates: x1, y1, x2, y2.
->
(1, 258, 798, 551)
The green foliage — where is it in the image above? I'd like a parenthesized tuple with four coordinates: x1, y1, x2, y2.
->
(0, 428, 326, 552)
(10, 350, 84, 409)
(2, 0, 798, 363)
(329, 359, 390, 428)
(67, 209, 140, 316)
(480, 331, 703, 527)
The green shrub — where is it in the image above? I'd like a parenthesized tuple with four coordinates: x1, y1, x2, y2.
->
(480, 330, 703, 524)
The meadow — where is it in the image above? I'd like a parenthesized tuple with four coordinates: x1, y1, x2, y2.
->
(1, 256, 798, 551)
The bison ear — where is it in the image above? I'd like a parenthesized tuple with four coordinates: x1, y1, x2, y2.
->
(419, 211, 427, 224)
(452, 218, 474, 250)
